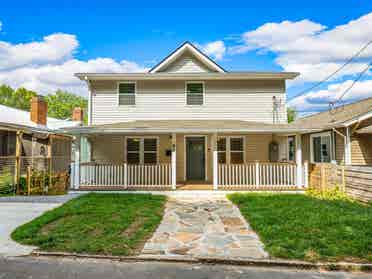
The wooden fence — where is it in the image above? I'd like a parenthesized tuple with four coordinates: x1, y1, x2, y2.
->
(309, 163, 372, 203)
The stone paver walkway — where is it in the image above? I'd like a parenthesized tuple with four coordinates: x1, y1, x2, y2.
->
(142, 196, 268, 259)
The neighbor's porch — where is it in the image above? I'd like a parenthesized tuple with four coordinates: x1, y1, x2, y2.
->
(70, 132, 308, 191)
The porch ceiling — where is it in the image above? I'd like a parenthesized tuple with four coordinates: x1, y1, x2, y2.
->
(60, 120, 321, 135)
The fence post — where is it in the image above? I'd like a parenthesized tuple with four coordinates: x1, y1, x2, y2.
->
(255, 161, 260, 187)
(27, 166, 31, 196)
(341, 165, 345, 192)
(171, 133, 176, 190)
(304, 161, 309, 188)
(14, 131, 23, 193)
(212, 133, 218, 190)
(320, 164, 326, 192)
(124, 163, 128, 188)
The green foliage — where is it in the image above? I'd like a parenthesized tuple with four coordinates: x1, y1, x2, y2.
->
(287, 107, 297, 123)
(0, 84, 87, 123)
(228, 193, 372, 262)
(12, 193, 166, 256)
(45, 90, 87, 122)
(0, 168, 15, 195)
(306, 186, 353, 201)
(0, 85, 37, 110)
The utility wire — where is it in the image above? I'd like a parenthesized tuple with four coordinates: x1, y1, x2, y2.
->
(333, 62, 371, 104)
(288, 39, 372, 101)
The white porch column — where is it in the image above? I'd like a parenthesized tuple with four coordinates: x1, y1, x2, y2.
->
(73, 135, 81, 189)
(345, 126, 352, 165)
(171, 133, 177, 190)
(295, 133, 303, 187)
(212, 133, 218, 190)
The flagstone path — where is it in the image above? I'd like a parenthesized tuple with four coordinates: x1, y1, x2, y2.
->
(141, 196, 268, 259)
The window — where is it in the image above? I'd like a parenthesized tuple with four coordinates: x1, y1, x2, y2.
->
(126, 137, 158, 164)
(310, 132, 332, 163)
(230, 138, 244, 164)
(186, 82, 204, 105)
(118, 82, 136, 106)
(143, 138, 157, 164)
(217, 136, 244, 164)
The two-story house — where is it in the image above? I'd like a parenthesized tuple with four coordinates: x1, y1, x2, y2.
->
(66, 42, 319, 190)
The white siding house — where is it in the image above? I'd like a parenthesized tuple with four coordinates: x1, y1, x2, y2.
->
(68, 42, 312, 191)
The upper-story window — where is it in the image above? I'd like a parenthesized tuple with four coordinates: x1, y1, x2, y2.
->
(186, 82, 204, 105)
(118, 82, 136, 106)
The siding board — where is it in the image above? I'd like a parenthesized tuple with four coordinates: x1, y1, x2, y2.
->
(91, 80, 287, 125)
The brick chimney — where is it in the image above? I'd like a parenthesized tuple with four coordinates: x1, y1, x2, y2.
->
(30, 96, 48, 126)
(72, 107, 84, 122)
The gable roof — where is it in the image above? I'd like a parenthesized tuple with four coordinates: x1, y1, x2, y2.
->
(293, 97, 372, 129)
(149, 41, 226, 73)
(0, 104, 81, 132)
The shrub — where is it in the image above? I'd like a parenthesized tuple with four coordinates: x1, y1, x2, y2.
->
(306, 185, 353, 201)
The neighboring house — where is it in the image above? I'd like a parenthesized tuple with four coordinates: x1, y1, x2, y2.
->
(0, 96, 83, 183)
(292, 98, 372, 166)
(66, 42, 321, 190)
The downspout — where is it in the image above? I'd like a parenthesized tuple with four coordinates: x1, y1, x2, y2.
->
(84, 76, 92, 126)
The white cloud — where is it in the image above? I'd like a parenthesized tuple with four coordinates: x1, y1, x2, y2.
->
(0, 31, 147, 96)
(230, 13, 372, 83)
(199, 40, 226, 60)
(288, 79, 372, 112)
(0, 33, 79, 70)
(0, 21, 2, 32)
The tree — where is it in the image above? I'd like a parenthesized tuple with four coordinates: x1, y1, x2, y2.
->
(287, 107, 297, 123)
(0, 84, 88, 123)
(45, 90, 88, 122)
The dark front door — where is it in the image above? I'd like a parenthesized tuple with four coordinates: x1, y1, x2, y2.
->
(186, 137, 205, 181)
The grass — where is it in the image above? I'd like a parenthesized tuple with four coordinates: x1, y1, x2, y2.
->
(12, 193, 166, 256)
(228, 193, 372, 262)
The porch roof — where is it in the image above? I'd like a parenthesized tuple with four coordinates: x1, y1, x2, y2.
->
(356, 125, 372, 134)
(61, 120, 321, 134)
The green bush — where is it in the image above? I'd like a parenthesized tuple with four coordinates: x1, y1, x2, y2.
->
(0, 168, 15, 194)
(306, 185, 352, 201)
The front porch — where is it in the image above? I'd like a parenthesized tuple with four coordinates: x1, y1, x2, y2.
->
(70, 129, 308, 191)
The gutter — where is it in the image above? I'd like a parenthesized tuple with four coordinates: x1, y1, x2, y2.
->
(60, 127, 323, 135)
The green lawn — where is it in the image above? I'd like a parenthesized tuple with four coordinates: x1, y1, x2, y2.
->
(12, 193, 166, 256)
(228, 193, 372, 262)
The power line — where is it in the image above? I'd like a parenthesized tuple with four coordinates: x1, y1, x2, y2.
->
(288, 39, 372, 101)
(328, 62, 371, 114)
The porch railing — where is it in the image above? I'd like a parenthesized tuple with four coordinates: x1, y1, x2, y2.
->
(78, 163, 172, 188)
(218, 162, 299, 188)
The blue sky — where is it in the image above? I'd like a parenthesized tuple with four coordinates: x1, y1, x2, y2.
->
(0, 0, 372, 113)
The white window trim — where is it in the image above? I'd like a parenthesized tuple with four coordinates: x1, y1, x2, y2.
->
(310, 131, 333, 164)
(124, 136, 159, 164)
(117, 81, 136, 107)
(218, 136, 245, 164)
(185, 81, 205, 106)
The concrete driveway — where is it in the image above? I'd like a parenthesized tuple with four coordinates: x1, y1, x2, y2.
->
(0, 194, 81, 257)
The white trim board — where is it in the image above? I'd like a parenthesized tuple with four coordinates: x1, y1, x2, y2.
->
(149, 42, 225, 73)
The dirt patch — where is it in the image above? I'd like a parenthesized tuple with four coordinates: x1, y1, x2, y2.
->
(40, 216, 74, 236)
(121, 218, 147, 238)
